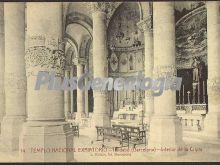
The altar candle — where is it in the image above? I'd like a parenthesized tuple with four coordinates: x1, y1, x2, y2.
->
(198, 81, 200, 104)
(187, 91, 191, 104)
(183, 85, 185, 104)
(203, 81, 206, 103)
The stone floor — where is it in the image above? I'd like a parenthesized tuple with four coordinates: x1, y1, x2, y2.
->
(0, 127, 219, 162)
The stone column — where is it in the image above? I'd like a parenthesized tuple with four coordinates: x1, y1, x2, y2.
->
(84, 65, 89, 117)
(137, 11, 154, 124)
(75, 63, 85, 122)
(89, 3, 110, 127)
(64, 70, 71, 119)
(19, 3, 73, 162)
(203, 1, 220, 139)
(70, 67, 74, 114)
(1, 3, 26, 151)
(0, 3, 5, 128)
(147, 2, 184, 156)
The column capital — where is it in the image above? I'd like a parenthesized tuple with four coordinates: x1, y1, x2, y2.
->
(86, 2, 116, 14)
(25, 35, 65, 77)
(85, 2, 122, 26)
(137, 15, 153, 33)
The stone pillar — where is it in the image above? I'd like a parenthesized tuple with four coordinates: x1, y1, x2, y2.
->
(70, 67, 74, 114)
(203, 1, 220, 139)
(147, 2, 184, 156)
(19, 3, 73, 162)
(137, 11, 154, 124)
(90, 3, 110, 127)
(84, 65, 89, 117)
(64, 70, 71, 119)
(1, 3, 26, 151)
(0, 3, 5, 128)
(75, 63, 85, 122)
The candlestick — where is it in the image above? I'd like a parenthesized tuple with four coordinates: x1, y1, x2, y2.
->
(187, 91, 191, 104)
(183, 85, 185, 104)
(198, 81, 200, 104)
(203, 81, 206, 104)
(192, 83, 197, 104)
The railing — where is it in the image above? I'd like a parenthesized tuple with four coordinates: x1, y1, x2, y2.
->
(176, 104, 207, 114)
(179, 115, 205, 131)
(176, 103, 207, 131)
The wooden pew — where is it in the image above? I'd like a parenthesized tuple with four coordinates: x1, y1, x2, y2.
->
(112, 125, 146, 148)
(95, 126, 130, 149)
(96, 125, 146, 149)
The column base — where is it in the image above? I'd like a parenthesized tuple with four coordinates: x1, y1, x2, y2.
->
(19, 121, 74, 162)
(0, 116, 25, 151)
(147, 115, 185, 156)
(203, 112, 220, 139)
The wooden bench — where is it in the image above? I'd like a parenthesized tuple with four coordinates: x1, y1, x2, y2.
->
(96, 126, 105, 141)
(96, 125, 146, 149)
(112, 125, 146, 148)
(96, 126, 130, 149)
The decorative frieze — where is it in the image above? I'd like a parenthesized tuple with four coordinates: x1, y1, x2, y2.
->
(25, 35, 65, 77)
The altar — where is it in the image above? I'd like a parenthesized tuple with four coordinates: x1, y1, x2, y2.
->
(111, 103, 144, 128)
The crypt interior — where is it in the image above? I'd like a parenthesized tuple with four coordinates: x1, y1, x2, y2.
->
(0, 1, 220, 162)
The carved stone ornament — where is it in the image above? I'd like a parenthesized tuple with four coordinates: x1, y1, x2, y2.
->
(85, 2, 122, 26)
(137, 15, 153, 33)
(25, 35, 65, 77)
(110, 52, 118, 72)
(207, 78, 220, 95)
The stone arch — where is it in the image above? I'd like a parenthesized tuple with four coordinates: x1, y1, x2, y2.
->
(64, 33, 78, 53)
(107, 2, 147, 27)
(65, 11, 93, 38)
(175, 5, 207, 69)
(65, 46, 75, 67)
(79, 34, 91, 59)
(64, 36, 78, 68)
(176, 5, 206, 26)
